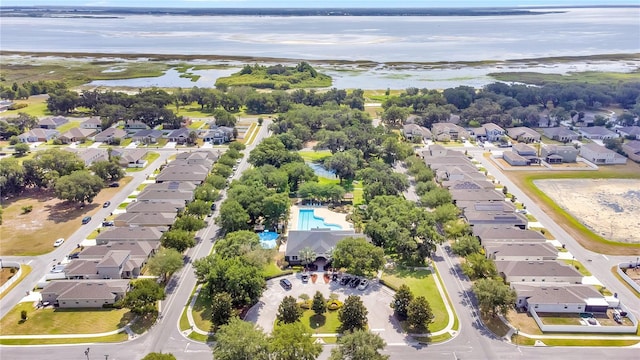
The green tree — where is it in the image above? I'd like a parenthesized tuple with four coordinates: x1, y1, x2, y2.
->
(211, 292, 234, 330)
(420, 187, 452, 208)
(161, 229, 195, 253)
(312, 291, 327, 316)
(194, 256, 264, 308)
(53, 170, 103, 204)
(213, 317, 269, 360)
(13, 142, 30, 157)
(391, 284, 413, 320)
(381, 105, 409, 127)
(90, 160, 124, 182)
(462, 252, 497, 280)
(122, 279, 165, 315)
(276, 295, 302, 324)
(194, 183, 219, 202)
(451, 235, 481, 257)
(299, 247, 316, 271)
(186, 199, 211, 218)
(146, 248, 183, 283)
(406, 296, 434, 332)
(339, 295, 368, 332)
(216, 199, 250, 232)
(329, 329, 388, 360)
(141, 353, 176, 360)
(173, 214, 206, 232)
(331, 237, 384, 277)
(472, 277, 516, 316)
(0, 158, 25, 196)
(269, 322, 322, 360)
(324, 151, 358, 183)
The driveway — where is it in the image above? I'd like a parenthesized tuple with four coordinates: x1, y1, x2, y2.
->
(245, 272, 409, 345)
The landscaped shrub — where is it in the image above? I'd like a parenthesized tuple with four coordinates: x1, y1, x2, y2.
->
(299, 300, 312, 310)
(20, 310, 27, 321)
(21, 205, 33, 214)
(327, 299, 343, 311)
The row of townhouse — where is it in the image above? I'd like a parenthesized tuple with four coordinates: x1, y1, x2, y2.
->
(420, 145, 619, 326)
(41, 150, 218, 308)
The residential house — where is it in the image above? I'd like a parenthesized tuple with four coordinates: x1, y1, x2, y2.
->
(512, 284, 609, 314)
(59, 128, 96, 143)
(475, 226, 546, 245)
(502, 151, 529, 166)
(95, 227, 163, 245)
(65, 148, 109, 167)
(81, 117, 102, 130)
(155, 164, 209, 184)
(507, 127, 541, 143)
(285, 229, 366, 270)
(617, 126, 640, 140)
(175, 150, 219, 163)
(579, 126, 618, 140)
(462, 210, 528, 230)
(442, 179, 495, 190)
(94, 128, 127, 144)
(450, 189, 505, 203)
(168, 158, 214, 171)
(431, 123, 470, 142)
(38, 116, 68, 129)
(422, 144, 450, 158)
(543, 127, 581, 143)
(136, 189, 194, 203)
(126, 200, 185, 213)
(456, 201, 516, 213)
(203, 126, 234, 144)
(131, 129, 163, 144)
(475, 123, 506, 142)
(572, 112, 596, 127)
(114, 212, 177, 229)
(403, 123, 432, 142)
(124, 120, 149, 130)
(64, 250, 131, 280)
(436, 166, 486, 183)
(579, 143, 627, 165)
(485, 243, 558, 261)
(112, 149, 148, 168)
(77, 241, 159, 278)
(41, 280, 130, 308)
(17, 128, 59, 143)
(622, 140, 640, 163)
(540, 144, 579, 164)
(496, 261, 583, 284)
(167, 128, 192, 144)
(142, 182, 197, 193)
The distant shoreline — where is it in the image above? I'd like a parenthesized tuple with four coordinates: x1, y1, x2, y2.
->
(1, 51, 638, 68)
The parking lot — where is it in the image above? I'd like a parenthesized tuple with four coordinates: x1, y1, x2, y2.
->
(244, 272, 410, 345)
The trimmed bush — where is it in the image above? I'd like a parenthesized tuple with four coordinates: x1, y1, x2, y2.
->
(327, 299, 343, 311)
(299, 300, 312, 310)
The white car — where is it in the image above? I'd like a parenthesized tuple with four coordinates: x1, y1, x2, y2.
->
(53, 238, 65, 247)
(357, 279, 369, 291)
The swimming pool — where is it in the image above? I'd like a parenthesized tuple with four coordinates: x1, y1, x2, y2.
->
(258, 231, 278, 249)
(297, 209, 342, 230)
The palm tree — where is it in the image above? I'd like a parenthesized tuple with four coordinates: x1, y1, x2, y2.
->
(299, 247, 316, 271)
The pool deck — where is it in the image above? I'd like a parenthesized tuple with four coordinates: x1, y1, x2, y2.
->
(287, 205, 352, 235)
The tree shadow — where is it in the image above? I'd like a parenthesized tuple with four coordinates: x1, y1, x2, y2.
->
(46, 201, 99, 224)
(308, 314, 326, 329)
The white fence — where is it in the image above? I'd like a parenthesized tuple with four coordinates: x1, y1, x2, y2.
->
(530, 303, 638, 334)
(0, 261, 23, 295)
(617, 262, 640, 294)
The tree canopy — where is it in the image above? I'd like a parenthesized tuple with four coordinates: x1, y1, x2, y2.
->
(331, 237, 385, 277)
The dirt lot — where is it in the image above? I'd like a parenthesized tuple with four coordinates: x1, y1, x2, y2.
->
(0, 178, 131, 256)
(534, 179, 640, 243)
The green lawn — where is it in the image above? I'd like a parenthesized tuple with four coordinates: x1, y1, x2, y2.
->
(299, 150, 332, 162)
(2, 97, 50, 117)
(263, 261, 288, 279)
(299, 310, 341, 333)
(173, 103, 214, 118)
(540, 339, 639, 347)
(56, 121, 81, 133)
(188, 120, 206, 129)
(539, 314, 582, 326)
(191, 289, 213, 332)
(0, 303, 131, 335)
(126, 151, 160, 172)
(0, 333, 128, 345)
(0, 265, 32, 301)
(241, 123, 259, 145)
(381, 268, 449, 333)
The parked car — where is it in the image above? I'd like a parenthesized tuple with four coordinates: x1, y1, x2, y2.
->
(103, 201, 111, 208)
(109, 182, 120, 188)
(102, 221, 114, 227)
(349, 278, 361, 288)
(301, 273, 310, 283)
(358, 279, 369, 290)
(68, 252, 80, 259)
(210, 203, 217, 211)
(279, 278, 292, 290)
(81, 216, 92, 224)
(53, 238, 65, 247)
(340, 275, 352, 286)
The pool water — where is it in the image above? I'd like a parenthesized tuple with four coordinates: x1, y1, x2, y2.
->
(258, 231, 279, 249)
(297, 209, 342, 230)
(306, 162, 337, 179)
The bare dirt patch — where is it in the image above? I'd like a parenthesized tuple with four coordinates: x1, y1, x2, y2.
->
(0, 178, 131, 256)
(534, 179, 640, 243)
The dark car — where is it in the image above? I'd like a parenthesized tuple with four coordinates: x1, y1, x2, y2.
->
(349, 278, 361, 288)
(102, 221, 114, 227)
(103, 201, 111, 208)
(332, 273, 339, 281)
(301, 273, 310, 283)
(109, 182, 120, 188)
(81, 216, 92, 224)
(340, 275, 352, 286)
(279, 278, 292, 290)
(210, 203, 217, 211)
(68, 252, 80, 259)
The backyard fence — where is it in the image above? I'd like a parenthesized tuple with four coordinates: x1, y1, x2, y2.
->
(0, 261, 23, 295)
